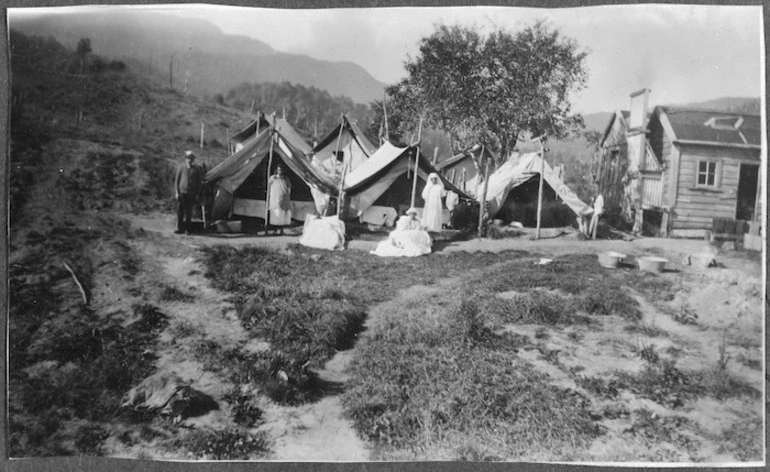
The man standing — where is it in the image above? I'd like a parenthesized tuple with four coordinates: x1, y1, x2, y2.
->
(175, 151, 204, 234)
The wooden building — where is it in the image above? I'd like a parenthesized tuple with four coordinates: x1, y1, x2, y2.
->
(596, 89, 762, 237)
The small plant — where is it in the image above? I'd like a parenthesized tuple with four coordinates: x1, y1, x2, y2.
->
(640, 343, 660, 365)
(173, 428, 270, 460)
(673, 303, 698, 325)
(223, 388, 264, 427)
(716, 327, 730, 371)
(159, 285, 196, 303)
(624, 408, 697, 453)
(74, 424, 110, 455)
(576, 376, 620, 399)
(535, 327, 550, 340)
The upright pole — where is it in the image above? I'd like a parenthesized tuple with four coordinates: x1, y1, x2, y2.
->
(383, 92, 389, 140)
(449, 168, 456, 186)
(337, 161, 349, 218)
(478, 151, 490, 239)
(461, 168, 467, 193)
(432, 146, 439, 165)
(200, 123, 205, 149)
(168, 54, 173, 88)
(410, 148, 420, 209)
(536, 140, 545, 240)
(264, 121, 276, 228)
(333, 114, 345, 181)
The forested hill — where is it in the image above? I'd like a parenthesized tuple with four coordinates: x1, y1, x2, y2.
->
(222, 82, 375, 144)
(11, 9, 387, 104)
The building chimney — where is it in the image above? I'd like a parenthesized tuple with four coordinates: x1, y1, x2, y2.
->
(628, 88, 650, 131)
(626, 88, 650, 234)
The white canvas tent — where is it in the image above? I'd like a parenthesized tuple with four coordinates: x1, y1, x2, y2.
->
(343, 141, 471, 225)
(481, 152, 593, 225)
(311, 115, 377, 180)
(206, 126, 336, 222)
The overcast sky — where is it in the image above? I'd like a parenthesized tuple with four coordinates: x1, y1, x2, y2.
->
(11, 4, 764, 114)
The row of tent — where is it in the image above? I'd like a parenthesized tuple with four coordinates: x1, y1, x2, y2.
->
(205, 114, 593, 227)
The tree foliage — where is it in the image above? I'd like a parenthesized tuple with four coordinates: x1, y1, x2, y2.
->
(388, 21, 589, 165)
(224, 81, 374, 143)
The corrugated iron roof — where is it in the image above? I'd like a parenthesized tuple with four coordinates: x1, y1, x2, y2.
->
(660, 107, 761, 146)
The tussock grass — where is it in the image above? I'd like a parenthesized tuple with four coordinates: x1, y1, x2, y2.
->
(199, 245, 513, 404)
(343, 286, 605, 459)
(170, 428, 270, 460)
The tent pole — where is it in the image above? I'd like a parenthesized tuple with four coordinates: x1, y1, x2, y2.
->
(333, 113, 345, 182)
(462, 168, 467, 193)
(337, 161, 349, 218)
(536, 140, 545, 240)
(410, 148, 420, 209)
(265, 123, 276, 231)
(383, 92, 389, 141)
(477, 147, 490, 239)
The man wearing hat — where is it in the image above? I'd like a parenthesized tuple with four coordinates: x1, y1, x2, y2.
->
(174, 151, 205, 234)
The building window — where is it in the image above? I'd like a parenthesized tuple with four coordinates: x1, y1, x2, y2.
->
(696, 160, 718, 188)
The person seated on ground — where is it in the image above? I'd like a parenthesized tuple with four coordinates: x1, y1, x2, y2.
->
(267, 166, 292, 233)
(371, 207, 432, 257)
(299, 213, 346, 251)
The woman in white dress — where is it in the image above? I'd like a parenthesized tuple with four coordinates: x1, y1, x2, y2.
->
(371, 208, 432, 257)
(267, 166, 292, 226)
(421, 173, 446, 232)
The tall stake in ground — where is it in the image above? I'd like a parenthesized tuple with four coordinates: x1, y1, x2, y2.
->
(536, 138, 545, 240)
(333, 113, 345, 182)
(409, 117, 423, 209)
(477, 146, 490, 239)
(264, 119, 276, 229)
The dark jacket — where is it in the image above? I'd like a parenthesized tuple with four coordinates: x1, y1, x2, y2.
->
(175, 163, 204, 197)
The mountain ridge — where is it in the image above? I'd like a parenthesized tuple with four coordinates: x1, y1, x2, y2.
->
(11, 10, 387, 103)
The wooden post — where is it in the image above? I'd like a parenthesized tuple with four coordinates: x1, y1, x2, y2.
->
(449, 168, 456, 186)
(264, 127, 276, 229)
(333, 114, 345, 181)
(416, 116, 423, 145)
(478, 154, 491, 239)
(383, 92, 389, 139)
(200, 123, 205, 149)
(461, 168, 467, 193)
(337, 161, 349, 218)
(226, 127, 231, 154)
(432, 146, 439, 165)
(410, 147, 421, 209)
(536, 140, 545, 240)
(250, 100, 255, 114)
(169, 54, 173, 88)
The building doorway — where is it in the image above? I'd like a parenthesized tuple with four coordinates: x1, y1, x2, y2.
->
(736, 163, 759, 221)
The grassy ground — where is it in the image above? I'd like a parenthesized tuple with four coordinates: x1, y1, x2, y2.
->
(198, 245, 516, 405)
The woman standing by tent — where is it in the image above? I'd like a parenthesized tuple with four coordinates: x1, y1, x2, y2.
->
(267, 166, 292, 227)
(421, 173, 446, 232)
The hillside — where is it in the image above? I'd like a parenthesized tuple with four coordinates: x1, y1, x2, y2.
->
(11, 9, 387, 103)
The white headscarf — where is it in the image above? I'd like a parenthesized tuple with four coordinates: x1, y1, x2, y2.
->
(421, 173, 445, 200)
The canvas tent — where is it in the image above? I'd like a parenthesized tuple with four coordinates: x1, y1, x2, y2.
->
(436, 144, 498, 196)
(206, 126, 336, 222)
(231, 114, 313, 156)
(343, 141, 471, 225)
(231, 113, 272, 152)
(311, 115, 377, 180)
(481, 152, 593, 227)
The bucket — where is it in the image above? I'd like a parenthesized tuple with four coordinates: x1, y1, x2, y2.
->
(638, 256, 667, 273)
(598, 251, 626, 268)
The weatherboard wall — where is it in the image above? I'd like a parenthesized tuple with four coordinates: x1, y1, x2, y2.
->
(597, 113, 629, 215)
(670, 144, 760, 231)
